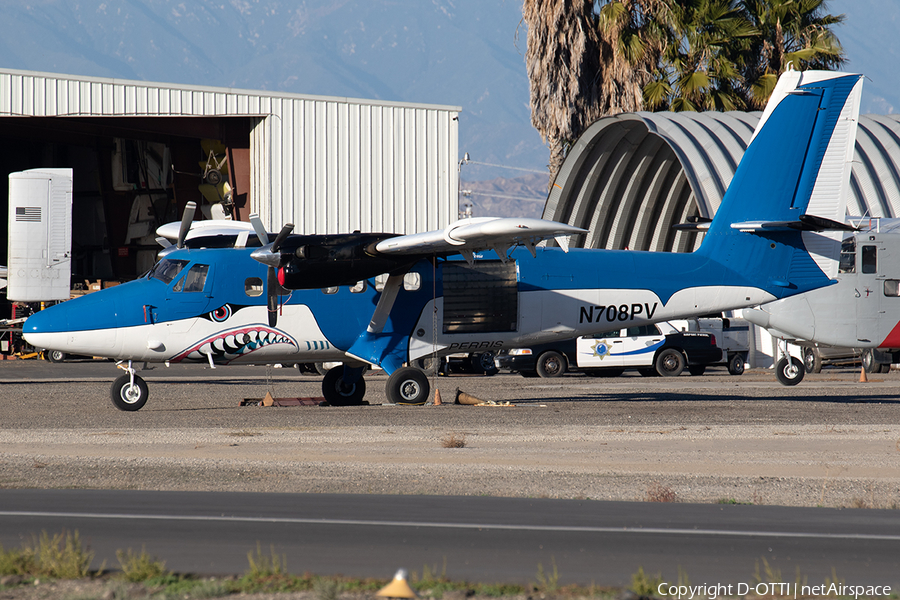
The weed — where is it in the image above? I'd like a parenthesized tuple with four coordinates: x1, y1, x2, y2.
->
(314, 576, 345, 600)
(246, 542, 286, 578)
(716, 498, 752, 505)
(441, 433, 467, 448)
(115, 547, 168, 582)
(754, 556, 783, 584)
(631, 566, 663, 598)
(0, 543, 37, 576)
(534, 557, 560, 593)
(645, 482, 677, 503)
(33, 530, 97, 579)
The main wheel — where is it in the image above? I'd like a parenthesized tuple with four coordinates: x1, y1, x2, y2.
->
(110, 374, 149, 411)
(536, 351, 566, 378)
(321, 366, 367, 406)
(655, 348, 685, 377)
(385, 367, 430, 405)
(46, 349, 68, 363)
(728, 353, 746, 375)
(802, 346, 822, 374)
(775, 356, 804, 386)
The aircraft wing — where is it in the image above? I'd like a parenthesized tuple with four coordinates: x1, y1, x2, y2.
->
(374, 217, 587, 260)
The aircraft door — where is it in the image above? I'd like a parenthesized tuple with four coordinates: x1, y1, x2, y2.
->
(165, 262, 215, 323)
(856, 239, 884, 345)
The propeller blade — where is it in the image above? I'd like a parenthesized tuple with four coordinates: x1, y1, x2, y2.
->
(272, 223, 294, 252)
(176, 201, 197, 249)
(267, 267, 279, 328)
(248, 213, 269, 247)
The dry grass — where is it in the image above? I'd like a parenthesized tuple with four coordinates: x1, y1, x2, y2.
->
(441, 433, 467, 449)
(645, 482, 677, 503)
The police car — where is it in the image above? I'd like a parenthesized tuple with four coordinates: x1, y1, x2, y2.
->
(494, 321, 722, 378)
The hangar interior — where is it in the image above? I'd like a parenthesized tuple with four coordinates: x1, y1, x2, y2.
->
(0, 115, 253, 288)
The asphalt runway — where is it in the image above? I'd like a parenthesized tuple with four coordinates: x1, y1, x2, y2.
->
(0, 489, 898, 587)
(1, 359, 899, 586)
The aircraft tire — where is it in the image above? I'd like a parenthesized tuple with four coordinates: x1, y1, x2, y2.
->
(385, 367, 430, 405)
(321, 366, 366, 406)
(655, 348, 685, 377)
(46, 349, 68, 363)
(536, 351, 566, 378)
(775, 356, 805, 386)
(110, 374, 149, 411)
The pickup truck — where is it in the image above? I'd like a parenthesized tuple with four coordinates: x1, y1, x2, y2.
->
(494, 322, 721, 378)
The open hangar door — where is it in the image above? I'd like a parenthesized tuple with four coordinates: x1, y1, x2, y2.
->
(0, 115, 253, 303)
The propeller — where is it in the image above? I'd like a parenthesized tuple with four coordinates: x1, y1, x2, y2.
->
(248, 215, 294, 327)
(177, 201, 197, 249)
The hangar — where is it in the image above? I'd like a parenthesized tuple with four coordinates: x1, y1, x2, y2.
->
(543, 110, 900, 367)
(544, 111, 900, 251)
(0, 67, 460, 287)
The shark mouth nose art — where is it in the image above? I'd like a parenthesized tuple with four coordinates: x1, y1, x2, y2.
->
(172, 326, 297, 364)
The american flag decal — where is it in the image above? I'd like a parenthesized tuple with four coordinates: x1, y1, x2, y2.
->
(15, 206, 41, 222)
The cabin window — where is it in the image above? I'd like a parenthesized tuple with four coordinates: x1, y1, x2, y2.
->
(173, 264, 209, 292)
(862, 245, 877, 274)
(885, 280, 900, 297)
(322, 287, 338, 295)
(374, 274, 388, 292)
(350, 281, 367, 293)
(403, 272, 421, 291)
(244, 277, 263, 297)
(149, 259, 188, 284)
(839, 238, 856, 273)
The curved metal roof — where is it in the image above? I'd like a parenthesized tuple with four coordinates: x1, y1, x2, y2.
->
(543, 111, 900, 252)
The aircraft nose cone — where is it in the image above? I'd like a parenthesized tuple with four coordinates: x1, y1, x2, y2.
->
(23, 290, 122, 355)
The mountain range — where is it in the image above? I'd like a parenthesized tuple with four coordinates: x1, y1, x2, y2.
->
(0, 0, 894, 217)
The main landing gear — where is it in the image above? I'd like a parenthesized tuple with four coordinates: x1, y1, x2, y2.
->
(320, 365, 432, 406)
(110, 361, 149, 411)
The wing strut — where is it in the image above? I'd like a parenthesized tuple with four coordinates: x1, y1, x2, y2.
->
(367, 273, 404, 334)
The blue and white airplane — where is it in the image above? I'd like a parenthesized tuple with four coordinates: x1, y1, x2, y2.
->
(23, 69, 863, 410)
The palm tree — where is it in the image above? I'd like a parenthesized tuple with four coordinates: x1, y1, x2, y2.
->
(738, 0, 846, 108)
(643, 0, 758, 111)
(523, 0, 661, 182)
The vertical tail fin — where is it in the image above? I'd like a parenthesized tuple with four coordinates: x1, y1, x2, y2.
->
(698, 69, 863, 295)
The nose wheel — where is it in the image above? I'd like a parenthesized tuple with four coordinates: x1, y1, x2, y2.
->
(111, 374, 149, 411)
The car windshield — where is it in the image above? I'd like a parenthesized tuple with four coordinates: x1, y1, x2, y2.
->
(148, 259, 189, 284)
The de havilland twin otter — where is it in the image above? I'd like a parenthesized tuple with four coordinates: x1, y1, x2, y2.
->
(24, 69, 863, 410)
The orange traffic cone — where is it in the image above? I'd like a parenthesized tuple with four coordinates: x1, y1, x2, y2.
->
(859, 366, 868, 383)
(433, 389, 442, 405)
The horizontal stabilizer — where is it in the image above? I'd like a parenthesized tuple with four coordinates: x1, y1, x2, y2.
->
(731, 214, 860, 233)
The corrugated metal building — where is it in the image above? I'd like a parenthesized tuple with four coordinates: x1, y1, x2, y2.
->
(544, 111, 900, 252)
(0, 67, 460, 283)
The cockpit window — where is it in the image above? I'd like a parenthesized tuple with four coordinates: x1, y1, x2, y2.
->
(149, 259, 188, 284)
(173, 264, 209, 292)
